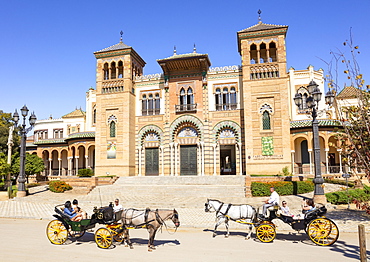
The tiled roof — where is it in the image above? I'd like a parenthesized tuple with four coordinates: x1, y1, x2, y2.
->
(238, 21, 288, 33)
(94, 41, 131, 54)
(34, 139, 66, 145)
(158, 52, 208, 61)
(336, 86, 361, 99)
(62, 109, 86, 118)
(66, 132, 95, 140)
(290, 119, 343, 128)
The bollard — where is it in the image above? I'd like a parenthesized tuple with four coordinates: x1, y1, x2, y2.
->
(358, 224, 367, 262)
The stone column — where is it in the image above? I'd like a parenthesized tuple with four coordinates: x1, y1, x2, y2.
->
(338, 149, 343, 174)
(85, 155, 89, 169)
(67, 156, 73, 176)
(308, 149, 313, 175)
(58, 158, 62, 176)
(238, 143, 243, 176)
(201, 142, 205, 176)
(75, 156, 79, 176)
(213, 143, 217, 176)
(170, 143, 173, 176)
(197, 142, 201, 176)
(174, 143, 178, 176)
(325, 149, 329, 174)
(160, 146, 164, 176)
(291, 150, 295, 175)
(138, 146, 142, 176)
(48, 158, 52, 176)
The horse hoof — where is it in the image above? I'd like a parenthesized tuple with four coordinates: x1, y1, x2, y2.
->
(212, 234, 216, 238)
(225, 235, 229, 238)
(130, 246, 134, 249)
(245, 236, 251, 240)
(148, 249, 152, 252)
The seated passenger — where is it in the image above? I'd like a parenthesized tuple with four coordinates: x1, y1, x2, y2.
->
(72, 199, 87, 219)
(302, 199, 316, 214)
(64, 200, 82, 222)
(280, 201, 293, 216)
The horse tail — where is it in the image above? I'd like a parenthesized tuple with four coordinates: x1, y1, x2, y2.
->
(253, 206, 258, 223)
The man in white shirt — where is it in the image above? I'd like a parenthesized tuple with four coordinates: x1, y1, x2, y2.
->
(262, 187, 280, 218)
(113, 198, 123, 213)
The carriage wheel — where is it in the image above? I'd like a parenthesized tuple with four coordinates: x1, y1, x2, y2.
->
(95, 227, 113, 249)
(256, 223, 276, 243)
(113, 231, 125, 243)
(69, 230, 85, 239)
(307, 218, 339, 246)
(46, 220, 68, 245)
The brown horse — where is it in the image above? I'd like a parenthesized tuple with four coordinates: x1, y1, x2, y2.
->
(118, 208, 180, 251)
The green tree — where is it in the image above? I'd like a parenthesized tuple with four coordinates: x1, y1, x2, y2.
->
(0, 110, 20, 154)
(12, 153, 45, 183)
(326, 35, 369, 178)
(0, 153, 10, 183)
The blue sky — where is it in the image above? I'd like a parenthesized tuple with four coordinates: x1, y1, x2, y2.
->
(0, 0, 369, 120)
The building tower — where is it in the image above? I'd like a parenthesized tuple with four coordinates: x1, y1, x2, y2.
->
(237, 17, 292, 174)
(94, 34, 145, 176)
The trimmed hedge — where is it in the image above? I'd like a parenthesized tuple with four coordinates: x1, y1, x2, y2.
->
(251, 181, 314, 197)
(325, 185, 370, 205)
(77, 168, 94, 177)
(49, 181, 72, 193)
(324, 178, 355, 188)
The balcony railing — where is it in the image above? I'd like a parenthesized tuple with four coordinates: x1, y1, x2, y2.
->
(216, 103, 237, 111)
(176, 104, 197, 113)
(142, 109, 160, 116)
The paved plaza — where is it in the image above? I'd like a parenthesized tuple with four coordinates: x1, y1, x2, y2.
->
(0, 183, 370, 233)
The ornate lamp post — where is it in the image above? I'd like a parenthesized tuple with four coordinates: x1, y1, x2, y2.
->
(294, 81, 335, 204)
(12, 105, 37, 197)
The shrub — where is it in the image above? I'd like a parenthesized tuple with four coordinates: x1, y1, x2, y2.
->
(324, 178, 355, 188)
(326, 188, 370, 205)
(77, 168, 94, 177)
(251, 181, 314, 196)
(49, 181, 72, 193)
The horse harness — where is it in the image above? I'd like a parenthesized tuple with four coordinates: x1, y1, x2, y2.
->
(124, 208, 166, 229)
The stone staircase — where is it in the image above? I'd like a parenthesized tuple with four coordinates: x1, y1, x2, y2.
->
(87, 176, 248, 208)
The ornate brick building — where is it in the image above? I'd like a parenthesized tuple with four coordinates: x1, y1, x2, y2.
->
(31, 19, 346, 177)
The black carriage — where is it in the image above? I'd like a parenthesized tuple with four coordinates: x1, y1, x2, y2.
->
(46, 203, 125, 249)
(255, 205, 339, 246)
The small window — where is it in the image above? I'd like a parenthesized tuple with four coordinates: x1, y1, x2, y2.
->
(262, 111, 271, 130)
(110, 121, 116, 137)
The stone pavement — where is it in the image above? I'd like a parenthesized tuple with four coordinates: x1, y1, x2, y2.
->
(0, 183, 369, 234)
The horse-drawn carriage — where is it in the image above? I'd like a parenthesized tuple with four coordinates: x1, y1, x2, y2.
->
(205, 199, 339, 246)
(46, 203, 120, 248)
(46, 203, 180, 251)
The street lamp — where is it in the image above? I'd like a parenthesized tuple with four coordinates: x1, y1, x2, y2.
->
(12, 105, 37, 197)
(294, 81, 334, 204)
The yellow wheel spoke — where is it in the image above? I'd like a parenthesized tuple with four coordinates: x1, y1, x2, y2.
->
(307, 218, 339, 246)
(46, 220, 68, 245)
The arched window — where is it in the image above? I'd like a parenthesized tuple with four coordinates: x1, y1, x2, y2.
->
(215, 85, 238, 111)
(260, 43, 267, 63)
(103, 63, 109, 80)
(180, 88, 186, 106)
(262, 111, 271, 130)
(118, 61, 123, 78)
(187, 87, 194, 106)
(141, 93, 161, 116)
(110, 62, 116, 79)
(155, 93, 160, 114)
(250, 44, 257, 64)
(269, 42, 277, 62)
(142, 95, 147, 116)
(148, 94, 154, 115)
(93, 108, 96, 124)
(110, 121, 116, 137)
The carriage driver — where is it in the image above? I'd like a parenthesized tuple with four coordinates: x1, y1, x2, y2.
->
(113, 199, 123, 213)
(261, 187, 280, 218)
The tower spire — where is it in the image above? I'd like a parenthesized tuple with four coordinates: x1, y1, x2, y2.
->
(120, 30, 123, 42)
(173, 45, 177, 55)
(258, 9, 262, 23)
(193, 43, 196, 53)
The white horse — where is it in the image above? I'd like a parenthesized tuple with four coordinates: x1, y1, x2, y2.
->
(205, 199, 256, 239)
